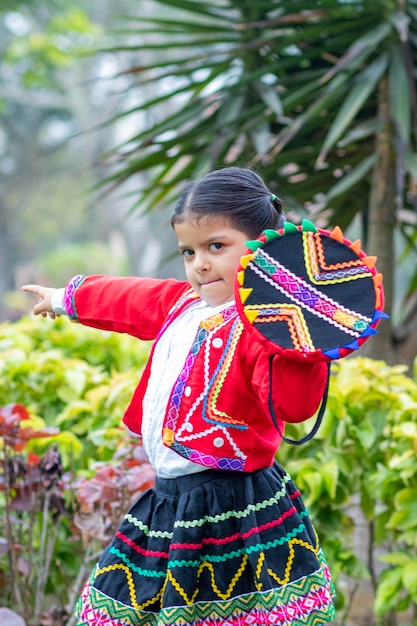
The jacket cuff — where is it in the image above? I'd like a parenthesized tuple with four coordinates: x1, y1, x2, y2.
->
(63, 275, 86, 320)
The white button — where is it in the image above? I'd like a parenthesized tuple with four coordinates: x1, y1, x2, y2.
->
(213, 437, 224, 448)
(184, 422, 193, 432)
(212, 338, 223, 348)
(184, 386, 192, 397)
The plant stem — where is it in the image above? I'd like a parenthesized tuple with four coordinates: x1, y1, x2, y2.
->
(2, 446, 24, 612)
(65, 542, 97, 626)
(33, 489, 51, 623)
(368, 519, 377, 592)
(341, 580, 359, 626)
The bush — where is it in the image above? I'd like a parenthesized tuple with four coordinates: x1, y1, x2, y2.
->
(1, 317, 417, 624)
(0, 317, 154, 625)
(279, 356, 417, 623)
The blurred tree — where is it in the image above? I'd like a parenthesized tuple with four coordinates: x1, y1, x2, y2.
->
(0, 2, 99, 319)
(0, 0, 176, 324)
(94, 0, 417, 367)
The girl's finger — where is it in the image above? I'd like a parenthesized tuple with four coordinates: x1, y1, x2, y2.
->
(22, 284, 42, 296)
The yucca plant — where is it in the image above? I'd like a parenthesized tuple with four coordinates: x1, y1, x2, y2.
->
(93, 0, 417, 365)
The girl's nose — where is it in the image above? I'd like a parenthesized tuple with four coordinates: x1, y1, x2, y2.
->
(194, 252, 210, 272)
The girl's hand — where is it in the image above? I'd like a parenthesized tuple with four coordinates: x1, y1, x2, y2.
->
(22, 284, 58, 319)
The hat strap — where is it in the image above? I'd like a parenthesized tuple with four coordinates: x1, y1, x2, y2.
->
(268, 357, 331, 446)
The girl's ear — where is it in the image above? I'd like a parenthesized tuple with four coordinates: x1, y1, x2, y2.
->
(276, 213, 286, 229)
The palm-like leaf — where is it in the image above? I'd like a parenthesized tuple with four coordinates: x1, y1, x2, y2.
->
(96, 0, 417, 360)
(98, 1, 362, 207)
(99, 2, 414, 207)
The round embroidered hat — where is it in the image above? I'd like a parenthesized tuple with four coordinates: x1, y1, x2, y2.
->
(235, 220, 388, 362)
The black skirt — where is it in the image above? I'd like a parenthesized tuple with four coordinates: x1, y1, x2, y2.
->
(75, 462, 336, 625)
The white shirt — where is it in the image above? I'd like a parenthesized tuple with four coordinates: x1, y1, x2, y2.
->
(52, 288, 232, 478)
(141, 298, 233, 477)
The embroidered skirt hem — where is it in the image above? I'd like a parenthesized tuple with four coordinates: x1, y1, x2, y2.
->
(74, 463, 336, 625)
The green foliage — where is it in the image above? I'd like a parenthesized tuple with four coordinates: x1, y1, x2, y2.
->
(0, 316, 150, 466)
(97, 1, 417, 219)
(92, 0, 417, 353)
(2, 317, 417, 622)
(3, 7, 100, 90)
(278, 356, 417, 622)
(0, 316, 153, 623)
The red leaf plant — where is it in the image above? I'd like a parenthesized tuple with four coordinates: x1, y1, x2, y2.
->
(0, 404, 65, 623)
(74, 434, 155, 545)
(0, 403, 63, 513)
(0, 404, 156, 624)
(0, 403, 59, 453)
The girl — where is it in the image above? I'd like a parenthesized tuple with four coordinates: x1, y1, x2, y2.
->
(23, 167, 336, 625)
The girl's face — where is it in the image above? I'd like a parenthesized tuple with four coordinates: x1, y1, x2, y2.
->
(174, 214, 251, 307)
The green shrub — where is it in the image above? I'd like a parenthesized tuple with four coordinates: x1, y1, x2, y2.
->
(279, 356, 417, 622)
(0, 316, 150, 468)
(0, 317, 153, 624)
(1, 317, 417, 624)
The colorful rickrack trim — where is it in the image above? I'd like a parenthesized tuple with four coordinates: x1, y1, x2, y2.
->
(165, 304, 238, 431)
(171, 441, 245, 471)
(204, 319, 247, 428)
(251, 249, 371, 336)
(236, 220, 388, 361)
(246, 303, 315, 353)
(162, 304, 247, 470)
(75, 553, 335, 625)
(303, 231, 371, 284)
(165, 324, 207, 430)
(63, 274, 86, 321)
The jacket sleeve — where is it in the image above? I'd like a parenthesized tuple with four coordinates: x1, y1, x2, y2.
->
(66, 275, 192, 340)
(269, 356, 328, 423)
(250, 344, 329, 425)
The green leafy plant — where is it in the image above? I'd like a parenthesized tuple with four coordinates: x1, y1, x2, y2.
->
(0, 316, 150, 457)
(90, 1, 417, 366)
(279, 356, 417, 624)
(0, 317, 154, 624)
(2, 317, 417, 623)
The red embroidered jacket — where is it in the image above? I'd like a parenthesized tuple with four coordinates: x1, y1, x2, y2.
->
(66, 275, 328, 472)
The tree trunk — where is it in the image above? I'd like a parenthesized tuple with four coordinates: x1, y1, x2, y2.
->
(361, 78, 397, 365)
(0, 198, 16, 321)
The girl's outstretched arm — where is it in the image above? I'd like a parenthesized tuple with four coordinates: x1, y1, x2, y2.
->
(22, 284, 58, 318)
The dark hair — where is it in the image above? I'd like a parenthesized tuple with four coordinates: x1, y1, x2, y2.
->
(171, 167, 285, 239)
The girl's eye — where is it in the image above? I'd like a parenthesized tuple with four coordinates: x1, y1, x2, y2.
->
(209, 242, 223, 251)
(181, 249, 194, 258)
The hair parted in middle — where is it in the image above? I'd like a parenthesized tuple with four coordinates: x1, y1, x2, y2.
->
(171, 167, 285, 239)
